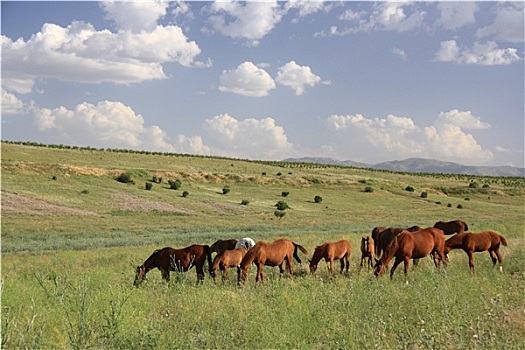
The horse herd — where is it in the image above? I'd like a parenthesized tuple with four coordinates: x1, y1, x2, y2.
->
(133, 220, 508, 286)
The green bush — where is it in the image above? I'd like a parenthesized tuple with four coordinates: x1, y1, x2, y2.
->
(168, 180, 182, 190)
(420, 191, 428, 198)
(222, 186, 230, 195)
(116, 172, 134, 184)
(364, 186, 373, 193)
(281, 191, 289, 197)
(469, 182, 479, 189)
(405, 186, 415, 192)
(275, 201, 289, 211)
(457, 204, 463, 209)
(241, 199, 250, 205)
(182, 191, 189, 198)
(314, 195, 323, 203)
(274, 210, 286, 220)
(145, 182, 153, 190)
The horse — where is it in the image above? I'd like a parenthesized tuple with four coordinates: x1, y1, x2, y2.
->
(433, 220, 469, 235)
(373, 227, 447, 284)
(372, 226, 421, 258)
(309, 240, 352, 274)
(238, 239, 308, 284)
(235, 237, 256, 250)
(134, 245, 212, 286)
(210, 247, 247, 283)
(360, 236, 375, 269)
(444, 231, 507, 273)
(210, 239, 238, 254)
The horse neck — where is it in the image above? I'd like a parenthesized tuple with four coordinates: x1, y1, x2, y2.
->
(380, 238, 399, 265)
(310, 248, 324, 265)
(142, 250, 161, 272)
(240, 248, 257, 269)
(446, 234, 464, 248)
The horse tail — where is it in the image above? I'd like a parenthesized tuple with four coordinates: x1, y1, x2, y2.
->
(204, 245, 213, 275)
(293, 243, 308, 263)
(500, 235, 508, 247)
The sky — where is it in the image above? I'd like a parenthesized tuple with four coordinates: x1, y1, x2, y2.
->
(1, 1, 524, 167)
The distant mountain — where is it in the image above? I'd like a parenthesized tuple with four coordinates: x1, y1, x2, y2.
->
(282, 157, 525, 177)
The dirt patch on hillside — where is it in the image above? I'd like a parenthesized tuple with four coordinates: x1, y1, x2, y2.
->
(1, 190, 98, 216)
(110, 193, 196, 215)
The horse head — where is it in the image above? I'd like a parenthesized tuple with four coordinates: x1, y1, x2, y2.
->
(373, 258, 386, 277)
(133, 265, 145, 287)
(309, 259, 318, 274)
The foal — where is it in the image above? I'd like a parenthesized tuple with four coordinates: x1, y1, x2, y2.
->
(360, 236, 375, 269)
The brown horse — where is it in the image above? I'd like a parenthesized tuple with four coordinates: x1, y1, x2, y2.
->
(238, 239, 308, 284)
(372, 226, 421, 258)
(360, 236, 375, 269)
(433, 220, 469, 235)
(309, 240, 352, 274)
(374, 228, 447, 284)
(210, 239, 238, 254)
(134, 245, 212, 286)
(444, 231, 507, 273)
(210, 247, 247, 283)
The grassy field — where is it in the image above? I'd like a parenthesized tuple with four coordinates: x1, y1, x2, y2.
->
(2, 142, 524, 349)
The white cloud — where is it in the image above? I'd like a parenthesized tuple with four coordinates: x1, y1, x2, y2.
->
(476, 3, 524, 43)
(325, 110, 493, 163)
(176, 134, 210, 155)
(275, 61, 322, 95)
(206, 1, 283, 46)
(1, 20, 205, 93)
(435, 40, 521, 65)
(437, 2, 478, 30)
(204, 113, 293, 160)
(31, 100, 175, 152)
(2, 90, 25, 115)
(392, 47, 407, 60)
(218, 62, 276, 97)
(101, 1, 169, 32)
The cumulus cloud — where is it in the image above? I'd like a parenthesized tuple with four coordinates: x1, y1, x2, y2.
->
(31, 100, 176, 152)
(436, 2, 478, 30)
(275, 61, 323, 95)
(176, 134, 210, 155)
(206, 1, 283, 46)
(1, 19, 205, 93)
(204, 113, 293, 159)
(435, 40, 521, 65)
(325, 110, 493, 163)
(476, 3, 524, 43)
(392, 47, 407, 60)
(218, 62, 276, 97)
(2, 90, 25, 115)
(101, 1, 169, 32)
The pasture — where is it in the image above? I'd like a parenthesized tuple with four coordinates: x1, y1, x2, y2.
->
(2, 142, 524, 349)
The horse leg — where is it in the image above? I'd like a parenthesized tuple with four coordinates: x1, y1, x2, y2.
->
(360, 256, 365, 268)
(494, 248, 503, 273)
(390, 257, 403, 280)
(343, 256, 349, 274)
(161, 269, 170, 282)
(403, 257, 411, 285)
(467, 250, 475, 274)
(222, 266, 228, 282)
(256, 264, 263, 283)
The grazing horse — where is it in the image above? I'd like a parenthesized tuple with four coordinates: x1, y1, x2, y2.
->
(444, 231, 507, 273)
(235, 237, 256, 250)
(433, 220, 469, 235)
(134, 245, 212, 286)
(309, 240, 352, 274)
(374, 228, 447, 284)
(372, 226, 423, 258)
(210, 239, 238, 254)
(360, 236, 375, 269)
(210, 247, 247, 283)
(238, 239, 308, 284)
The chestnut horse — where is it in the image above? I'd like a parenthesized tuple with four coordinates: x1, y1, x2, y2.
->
(210, 239, 238, 254)
(238, 239, 308, 284)
(374, 228, 447, 284)
(210, 247, 247, 283)
(372, 226, 422, 258)
(433, 220, 469, 235)
(360, 236, 375, 269)
(134, 245, 212, 286)
(309, 240, 352, 274)
(444, 231, 507, 273)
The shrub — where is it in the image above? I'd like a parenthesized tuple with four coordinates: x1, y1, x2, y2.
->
(469, 182, 479, 189)
(275, 201, 289, 211)
(168, 179, 182, 190)
(358, 179, 367, 184)
(482, 184, 490, 189)
(262, 172, 267, 176)
(182, 191, 189, 198)
(276, 172, 282, 176)
(314, 195, 323, 203)
(152, 176, 162, 184)
(222, 186, 230, 195)
(145, 182, 153, 190)
(420, 192, 428, 198)
(80, 190, 89, 195)
(457, 204, 463, 209)
(405, 186, 415, 192)
(52, 175, 57, 180)
(447, 203, 452, 208)
(364, 186, 373, 193)
(464, 197, 470, 201)
(241, 199, 250, 206)
(116, 172, 134, 184)
(274, 210, 286, 220)
(281, 191, 289, 197)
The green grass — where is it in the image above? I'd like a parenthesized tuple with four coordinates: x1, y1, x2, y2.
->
(2, 142, 524, 349)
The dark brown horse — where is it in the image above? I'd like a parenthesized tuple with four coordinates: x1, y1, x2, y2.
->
(210, 247, 247, 283)
(444, 231, 507, 273)
(372, 226, 422, 258)
(238, 239, 308, 284)
(210, 239, 238, 254)
(309, 240, 352, 274)
(433, 220, 469, 235)
(134, 245, 212, 286)
(360, 236, 375, 269)
(374, 228, 447, 283)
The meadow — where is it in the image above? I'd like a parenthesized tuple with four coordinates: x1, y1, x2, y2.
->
(2, 142, 524, 349)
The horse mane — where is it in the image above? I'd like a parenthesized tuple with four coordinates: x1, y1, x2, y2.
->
(381, 234, 400, 265)
(240, 244, 258, 269)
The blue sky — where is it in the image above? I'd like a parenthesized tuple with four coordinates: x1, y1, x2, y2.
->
(2, 1, 524, 167)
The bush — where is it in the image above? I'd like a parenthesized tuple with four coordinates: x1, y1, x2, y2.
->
(168, 179, 182, 190)
(241, 199, 250, 205)
(116, 172, 134, 184)
(457, 204, 463, 209)
(52, 175, 57, 180)
(469, 182, 479, 189)
(152, 176, 162, 184)
(274, 210, 286, 220)
(222, 186, 230, 195)
(405, 186, 415, 192)
(482, 184, 490, 189)
(275, 201, 290, 211)
(182, 191, 189, 198)
(314, 195, 323, 203)
(145, 182, 153, 190)
(420, 192, 428, 198)
(281, 191, 289, 197)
